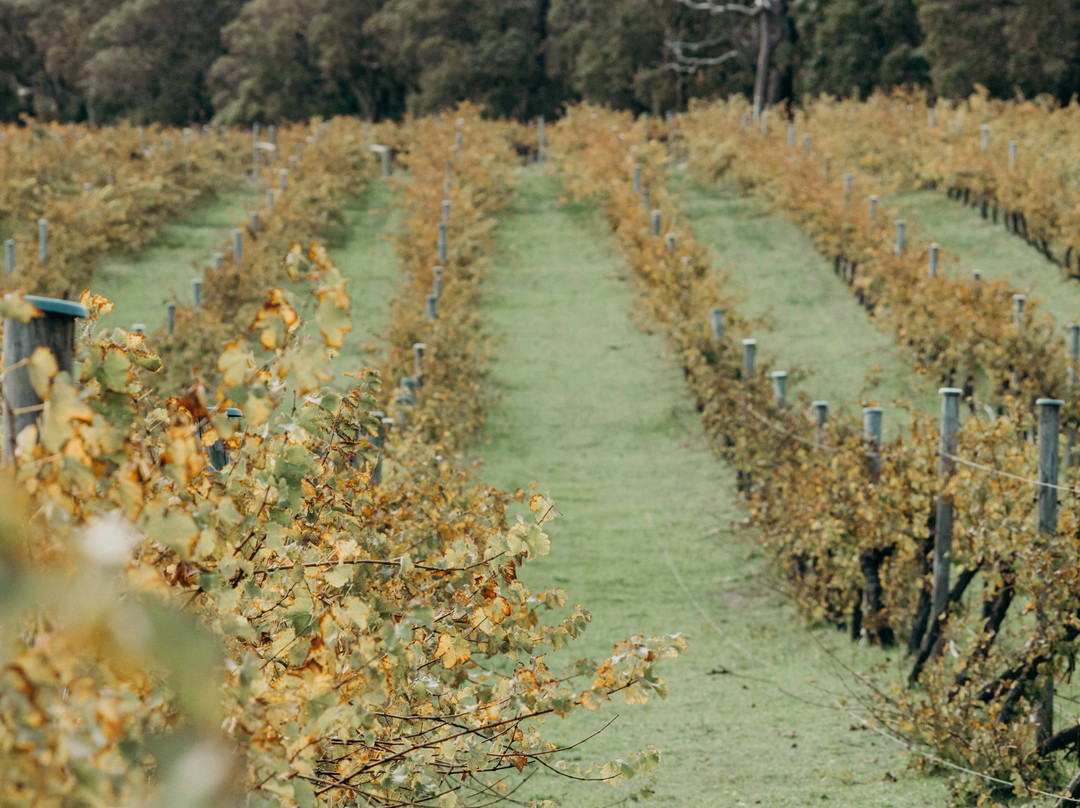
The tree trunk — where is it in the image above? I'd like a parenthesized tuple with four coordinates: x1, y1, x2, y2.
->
(752, 13, 772, 120)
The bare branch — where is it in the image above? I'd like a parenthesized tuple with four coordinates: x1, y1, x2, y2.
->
(673, 0, 770, 15)
(665, 38, 744, 73)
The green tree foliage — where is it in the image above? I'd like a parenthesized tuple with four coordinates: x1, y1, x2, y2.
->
(793, 0, 928, 98)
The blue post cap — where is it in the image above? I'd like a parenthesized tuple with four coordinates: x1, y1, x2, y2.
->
(225, 407, 243, 418)
(24, 295, 90, 319)
(1037, 399, 1065, 407)
(939, 388, 962, 396)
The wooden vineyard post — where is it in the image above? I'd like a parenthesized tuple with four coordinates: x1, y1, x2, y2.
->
(5, 239, 13, 275)
(666, 233, 676, 253)
(234, 229, 244, 262)
(933, 389, 961, 621)
(437, 221, 447, 264)
(771, 371, 787, 409)
(895, 220, 906, 257)
(426, 294, 438, 321)
(38, 219, 48, 264)
(1009, 140, 1018, 170)
(812, 401, 828, 444)
(2, 296, 90, 462)
(742, 339, 756, 378)
(651, 210, 661, 237)
(710, 307, 724, 341)
(1035, 398, 1063, 747)
(206, 408, 243, 471)
(787, 123, 795, 149)
(869, 195, 879, 231)
(863, 406, 883, 476)
(192, 278, 203, 309)
(166, 301, 176, 335)
(1013, 294, 1026, 327)
(1067, 324, 1079, 466)
(981, 124, 990, 155)
(633, 164, 642, 195)
(433, 266, 444, 300)
(929, 243, 939, 279)
(537, 115, 545, 164)
(214, 252, 225, 270)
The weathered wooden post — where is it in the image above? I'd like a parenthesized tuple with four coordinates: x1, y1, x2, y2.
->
(980, 124, 990, 155)
(633, 164, 642, 194)
(928, 107, 937, 128)
(771, 370, 788, 408)
(192, 278, 203, 308)
(38, 219, 48, 264)
(166, 301, 176, 335)
(822, 154, 831, 183)
(442, 199, 451, 222)
(206, 407, 243, 471)
(666, 233, 676, 253)
(214, 252, 225, 270)
(742, 338, 756, 378)
(252, 123, 261, 182)
(711, 307, 724, 341)
(1068, 323, 1080, 467)
(2, 296, 90, 462)
(426, 294, 438, 321)
(863, 406, 883, 476)
(813, 400, 828, 443)
(651, 210, 661, 236)
(895, 220, 906, 257)
(537, 115, 545, 164)
(1035, 397, 1063, 747)
(4, 239, 13, 275)
(869, 195, 879, 230)
(369, 411, 388, 485)
(972, 269, 982, 283)
(279, 169, 288, 193)
(437, 221, 447, 264)
(1013, 294, 1026, 327)
(413, 342, 426, 387)
(249, 211, 259, 233)
(843, 173, 853, 212)
(233, 229, 243, 262)
(183, 128, 191, 148)
(929, 243, 939, 279)
(643, 187, 651, 212)
(931, 388, 961, 624)
(1009, 140, 1018, 170)
(433, 266, 444, 300)
(787, 123, 795, 148)
(803, 134, 812, 158)
(83, 182, 93, 196)
(266, 189, 275, 210)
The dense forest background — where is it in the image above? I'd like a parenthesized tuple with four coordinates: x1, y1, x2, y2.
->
(1, 0, 1078, 125)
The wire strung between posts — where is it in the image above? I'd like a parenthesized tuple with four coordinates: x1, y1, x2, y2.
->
(941, 450, 1080, 497)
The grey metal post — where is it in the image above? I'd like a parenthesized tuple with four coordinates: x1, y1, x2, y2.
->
(234, 229, 243, 262)
(166, 301, 176, 335)
(83, 182, 92, 196)
(4, 239, 13, 275)
(643, 187, 651, 212)
(381, 148, 391, 177)
(437, 221, 447, 263)
(742, 339, 756, 377)
(214, 252, 225, 270)
(279, 169, 288, 193)
(163, 137, 172, 154)
(139, 126, 148, 152)
(537, 115, 545, 163)
(980, 124, 990, 155)
(442, 199, 451, 222)
(929, 243, 939, 278)
(843, 173, 853, 212)
(426, 294, 438, 321)
(666, 233, 676, 253)
(1035, 397, 1063, 747)
(433, 266, 444, 299)
(932, 389, 961, 621)
(803, 134, 812, 157)
(1013, 294, 1026, 327)
(249, 211, 259, 233)
(651, 210, 661, 236)
(642, 111, 649, 142)
(822, 154, 831, 183)
(1068, 324, 1080, 466)
(760, 110, 768, 136)
(290, 155, 299, 171)
(183, 128, 191, 148)
(266, 189, 275, 209)
(863, 407, 883, 476)
(252, 123, 261, 182)
(771, 371, 788, 408)
(928, 107, 937, 128)
(973, 270, 982, 283)
(267, 124, 276, 146)
(1009, 140, 1018, 170)
(370, 411, 387, 485)
(869, 195, 879, 229)
(787, 123, 795, 148)
(38, 219, 48, 264)
(710, 307, 724, 341)
(895, 220, 906, 257)
(633, 164, 642, 194)
(192, 279, 203, 308)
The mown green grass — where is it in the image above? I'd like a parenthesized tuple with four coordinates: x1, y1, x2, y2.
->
(92, 188, 264, 331)
(884, 189, 1080, 331)
(477, 171, 947, 807)
(673, 178, 939, 435)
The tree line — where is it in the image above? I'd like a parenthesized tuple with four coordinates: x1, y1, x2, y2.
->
(2, 0, 1079, 125)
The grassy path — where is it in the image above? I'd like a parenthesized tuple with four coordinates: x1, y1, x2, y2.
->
(478, 171, 946, 807)
(884, 189, 1080, 329)
(93, 188, 263, 331)
(674, 180, 938, 432)
(90, 180, 400, 375)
